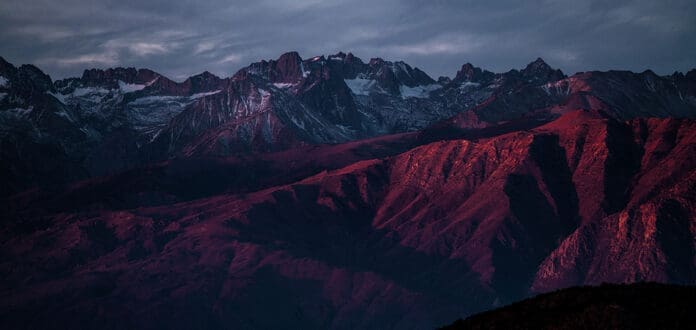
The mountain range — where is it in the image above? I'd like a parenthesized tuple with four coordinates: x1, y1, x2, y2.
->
(1, 52, 695, 329)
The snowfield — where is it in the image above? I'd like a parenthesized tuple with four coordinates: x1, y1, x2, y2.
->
(345, 78, 377, 96)
(400, 84, 441, 99)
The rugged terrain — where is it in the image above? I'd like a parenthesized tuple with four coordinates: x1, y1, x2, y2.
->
(2, 52, 695, 196)
(1, 53, 695, 329)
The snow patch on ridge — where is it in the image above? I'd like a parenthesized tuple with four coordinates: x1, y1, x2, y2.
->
(300, 62, 309, 78)
(258, 88, 270, 97)
(273, 83, 294, 89)
(55, 109, 75, 123)
(128, 95, 185, 105)
(460, 82, 481, 89)
(541, 80, 571, 96)
(118, 81, 147, 93)
(400, 84, 441, 99)
(0, 76, 8, 88)
(2, 106, 33, 118)
(72, 87, 110, 97)
(191, 90, 221, 99)
(393, 62, 411, 77)
(47, 91, 67, 104)
(345, 78, 377, 96)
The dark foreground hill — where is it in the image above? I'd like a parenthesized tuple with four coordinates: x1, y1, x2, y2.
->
(441, 283, 696, 330)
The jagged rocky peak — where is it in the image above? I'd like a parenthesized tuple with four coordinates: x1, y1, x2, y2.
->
(362, 57, 399, 93)
(277, 51, 303, 66)
(241, 51, 437, 90)
(328, 51, 347, 60)
(521, 57, 565, 83)
(640, 69, 659, 78)
(668, 69, 696, 82)
(0, 60, 54, 100)
(190, 70, 220, 80)
(456, 63, 477, 80)
(0, 56, 17, 77)
(18, 64, 54, 91)
(453, 62, 494, 83)
(303, 55, 331, 78)
(671, 71, 685, 79)
(344, 52, 363, 65)
(272, 51, 305, 83)
(0, 58, 53, 94)
(438, 76, 452, 84)
(366, 57, 396, 77)
(367, 57, 386, 67)
(243, 51, 305, 84)
(80, 67, 160, 88)
(184, 71, 223, 92)
(522, 57, 551, 72)
(363, 56, 436, 88)
(686, 69, 696, 80)
(326, 51, 367, 79)
(231, 67, 252, 81)
(392, 61, 436, 87)
(327, 51, 363, 65)
(306, 54, 326, 63)
(367, 57, 398, 76)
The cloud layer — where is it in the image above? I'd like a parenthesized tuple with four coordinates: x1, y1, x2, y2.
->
(1, 0, 695, 80)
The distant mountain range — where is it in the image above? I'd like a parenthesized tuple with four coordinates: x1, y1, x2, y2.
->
(1, 52, 695, 329)
(2, 52, 695, 196)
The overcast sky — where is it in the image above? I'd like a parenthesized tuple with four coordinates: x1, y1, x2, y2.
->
(1, 0, 695, 81)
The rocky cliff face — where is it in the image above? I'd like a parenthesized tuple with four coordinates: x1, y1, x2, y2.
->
(2, 53, 696, 196)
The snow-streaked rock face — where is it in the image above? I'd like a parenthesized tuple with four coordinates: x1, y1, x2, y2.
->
(1, 53, 696, 196)
(400, 84, 441, 98)
(344, 78, 377, 96)
(118, 80, 147, 93)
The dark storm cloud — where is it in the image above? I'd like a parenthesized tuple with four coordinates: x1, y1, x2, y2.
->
(1, 0, 695, 80)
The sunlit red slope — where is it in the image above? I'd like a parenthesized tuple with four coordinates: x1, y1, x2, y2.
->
(1, 110, 694, 329)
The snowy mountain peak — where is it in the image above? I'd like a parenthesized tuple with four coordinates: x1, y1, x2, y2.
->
(1, 54, 696, 200)
(80, 67, 160, 88)
(329, 51, 347, 59)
